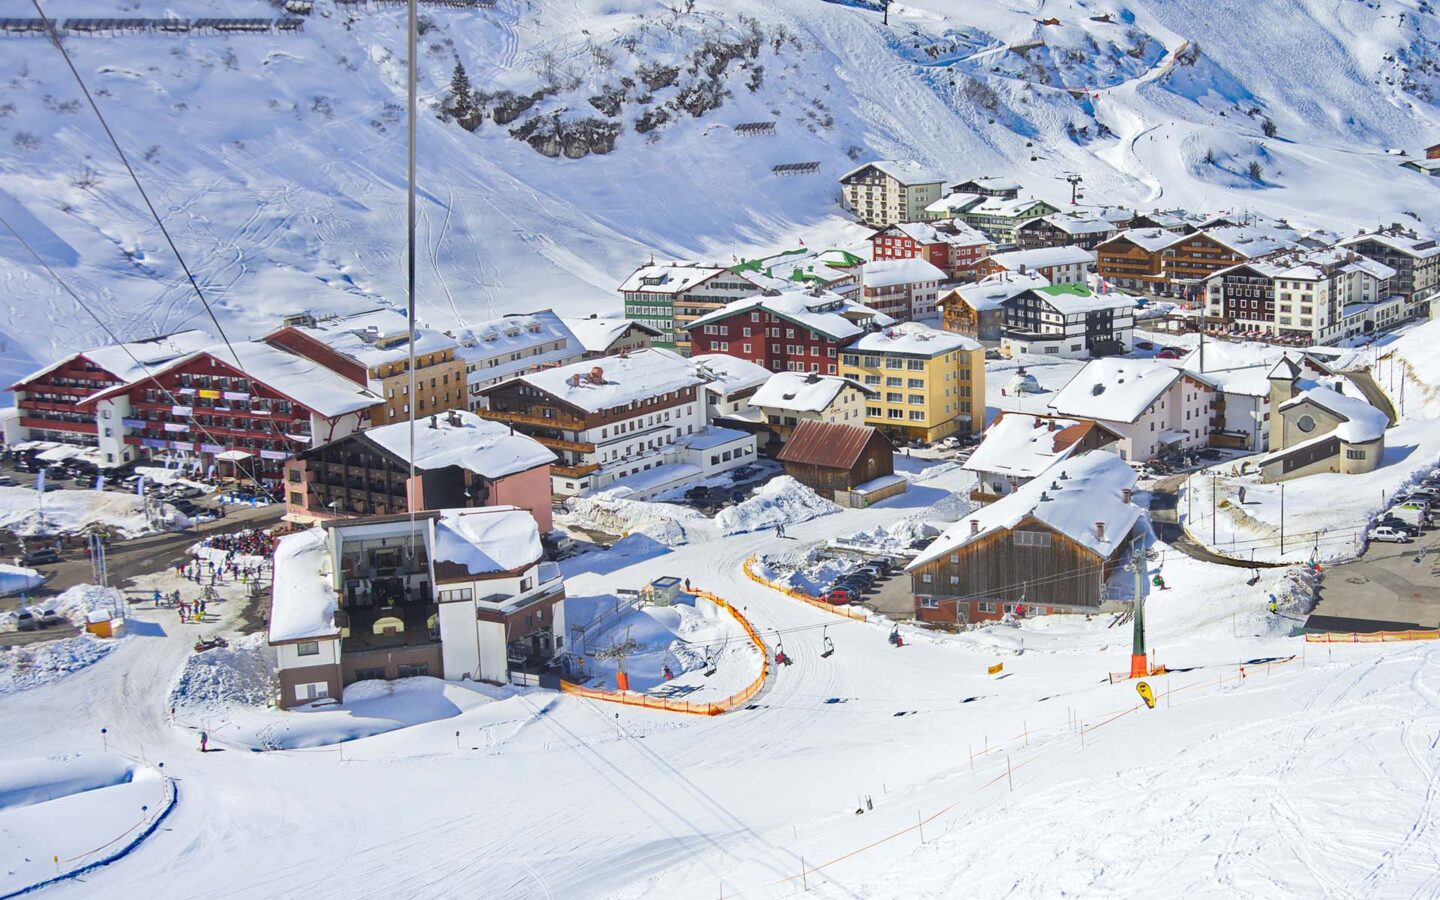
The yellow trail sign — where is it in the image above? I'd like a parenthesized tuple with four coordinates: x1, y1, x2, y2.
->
(987, 662, 1004, 676)
(1136, 681, 1155, 709)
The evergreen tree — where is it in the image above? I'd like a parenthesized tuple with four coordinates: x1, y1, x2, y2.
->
(449, 62, 474, 127)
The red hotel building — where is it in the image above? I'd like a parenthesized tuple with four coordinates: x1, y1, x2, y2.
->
(684, 289, 890, 375)
(78, 341, 380, 487)
(869, 221, 993, 280)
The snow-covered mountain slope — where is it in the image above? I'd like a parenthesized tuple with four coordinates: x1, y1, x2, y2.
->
(0, 0, 1438, 387)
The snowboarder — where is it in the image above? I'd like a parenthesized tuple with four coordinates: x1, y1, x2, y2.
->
(662, 664, 674, 680)
(1268, 597, 1278, 614)
(1152, 574, 1168, 591)
(199, 731, 208, 753)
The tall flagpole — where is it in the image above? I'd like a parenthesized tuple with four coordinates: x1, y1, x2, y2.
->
(406, 0, 419, 554)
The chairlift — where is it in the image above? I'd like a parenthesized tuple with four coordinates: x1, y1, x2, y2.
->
(703, 648, 717, 678)
(775, 633, 792, 666)
(888, 625, 903, 647)
(821, 626, 835, 659)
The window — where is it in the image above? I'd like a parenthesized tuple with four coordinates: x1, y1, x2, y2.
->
(1346, 448, 1366, 460)
(1013, 530, 1052, 548)
(353, 667, 386, 682)
(920, 597, 939, 608)
(288, 491, 303, 505)
(439, 587, 473, 602)
(977, 601, 996, 613)
(295, 682, 329, 702)
(1296, 414, 1316, 434)
(397, 663, 429, 678)
(886, 377, 903, 387)
(921, 573, 933, 583)
(296, 641, 320, 657)
(908, 394, 925, 405)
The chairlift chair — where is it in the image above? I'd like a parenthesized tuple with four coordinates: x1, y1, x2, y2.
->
(821, 626, 835, 659)
(703, 648, 717, 678)
(775, 633, 792, 666)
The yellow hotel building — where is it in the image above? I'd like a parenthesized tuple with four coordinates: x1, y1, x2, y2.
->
(840, 322, 984, 443)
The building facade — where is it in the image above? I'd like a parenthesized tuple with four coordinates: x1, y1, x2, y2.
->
(685, 290, 889, 375)
(868, 221, 993, 280)
(618, 263, 764, 350)
(974, 245, 1094, 286)
(860, 258, 946, 320)
(840, 323, 984, 442)
(839, 161, 945, 228)
(1000, 285, 1136, 359)
(451, 311, 584, 410)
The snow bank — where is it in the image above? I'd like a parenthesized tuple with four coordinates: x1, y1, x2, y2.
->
(0, 634, 118, 695)
(838, 516, 940, 554)
(45, 583, 125, 623)
(0, 564, 43, 598)
(0, 753, 135, 812)
(168, 633, 277, 715)
(578, 597, 761, 699)
(558, 495, 712, 547)
(0, 486, 178, 538)
(716, 476, 840, 535)
(756, 546, 855, 596)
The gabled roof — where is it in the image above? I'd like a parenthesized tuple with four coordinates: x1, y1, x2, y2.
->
(1022, 284, 1136, 315)
(686, 289, 892, 341)
(966, 196, 1057, 217)
(941, 272, 1051, 312)
(925, 193, 985, 215)
(691, 353, 773, 398)
(82, 341, 382, 417)
(848, 322, 979, 357)
(1190, 225, 1302, 258)
(910, 451, 1140, 568)
(1021, 213, 1119, 237)
(618, 263, 731, 294)
(750, 372, 874, 413)
(876, 220, 990, 247)
(12, 329, 212, 394)
(1100, 228, 1186, 254)
(777, 420, 885, 470)
(280, 308, 458, 370)
(1279, 385, 1388, 443)
(433, 506, 542, 576)
(951, 177, 1022, 193)
(862, 257, 947, 288)
(840, 159, 945, 186)
(1339, 230, 1440, 259)
(962, 412, 1116, 479)
(560, 316, 663, 354)
(1049, 358, 1211, 423)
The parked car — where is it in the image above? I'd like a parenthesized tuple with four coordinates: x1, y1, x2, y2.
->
(1376, 516, 1421, 537)
(0, 475, 15, 486)
(1369, 525, 1414, 544)
(1156, 348, 1184, 360)
(21, 548, 59, 566)
(36, 609, 64, 628)
(14, 609, 36, 632)
(823, 588, 857, 604)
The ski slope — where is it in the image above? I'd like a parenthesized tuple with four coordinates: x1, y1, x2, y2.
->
(1, 0, 1438, 391)
(0, 446, 1437, 898)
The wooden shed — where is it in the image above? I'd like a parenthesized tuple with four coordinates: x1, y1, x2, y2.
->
(776, 421, 894, 496)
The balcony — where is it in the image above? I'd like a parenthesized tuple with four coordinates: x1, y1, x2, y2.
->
(530, 434, 596, 453)
(553, 462, 600, 478)
(475, 408, 586, 430)
(19, 417, 96, 434)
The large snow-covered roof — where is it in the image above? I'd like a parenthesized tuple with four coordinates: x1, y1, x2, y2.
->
(943, 272, 1052, 312)
(359, 410, 555, 478)
(433, 506, 542, 576)
(13, 329, 212, 392)
(508, 348, 703, 413)
(984, 245, 1096, 271)
(687, 289, 892, 340)
(207, 342, 382, 417)
(289, 308, 457, 370)
(1103, 228, 1186, 253)
(88, 341, 381, 417)
(1214, 247, 1398, 282)
(692, 353, 773, 398)
(953, 176, 1023, 193)
(268, 528, 340, 644)
(967, 196, 1054, 216)
(1049, 358, 1209, 423)
(1340, 231, 1440, 259)
(925, 193, 985, 215)
(618, 263, 729, 294)
(453, 311, 583, 379)
(880, 220, 990, 247)
(559, 316, 661, 353)
(1028, 284, 1137, 315)
(862, 258, 947, 288)
(1280, 385, 1388, 443)
(1198, 225, 1302, 258)
(962, 413, 1109, 479)
(750, 372, 873, 412)
(911, 450, 1141, 568)
(1026, 213, 1118, 237)
(841, 159, 945, 186)
(848, 322, 979, 356)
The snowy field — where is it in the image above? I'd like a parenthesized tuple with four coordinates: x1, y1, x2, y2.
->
(0, 486, 182, 539)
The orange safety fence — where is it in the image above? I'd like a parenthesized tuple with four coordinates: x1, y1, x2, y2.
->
(558, 586, 769, 717)
(742, 555, 867, 621)
(1306, 629, 1440, 643)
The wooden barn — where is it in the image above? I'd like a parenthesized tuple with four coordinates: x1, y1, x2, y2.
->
(776, 421, 894, 497)
(906, 451, 1142, 625)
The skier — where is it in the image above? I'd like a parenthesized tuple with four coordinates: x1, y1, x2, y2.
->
(199, 731, 208, 753)
(1268, 597, 1278, 614)
(1152, 574, 1168, 591)
(152, 589, 162, 606)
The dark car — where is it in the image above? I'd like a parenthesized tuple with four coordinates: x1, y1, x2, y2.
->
(22, 548, 60, 566)
(0, 475, 15, 487)
(1376, 517, 1422, 537)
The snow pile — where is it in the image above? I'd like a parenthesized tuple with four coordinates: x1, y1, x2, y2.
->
(756, 546, 855, 596)
(558, 495, 712, 547)
(0, 564, 43, 599)
(0, 486, 172, 538)
(922, 491, 977, 524)
(716, 476, 840, 535)
(839, 516, 940, 554)
(0, 635, 117, 695)
(44, 583, 125, 624)
(168, 634, 277, 715)
(0, 753, 136, 812)
(578, 597, 761, 698)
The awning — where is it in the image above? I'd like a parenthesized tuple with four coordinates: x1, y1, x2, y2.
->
(1158, 430, 1189, 445)
(37, 446, 83, 461)
(216, 450, 252, 461)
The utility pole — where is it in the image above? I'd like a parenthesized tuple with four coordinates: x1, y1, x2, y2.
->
(1211, 475, 1217, 545)
(1130, 542, 1149, 678)
(1279, 482, 1285, 556)
(881, 0, 891, 25)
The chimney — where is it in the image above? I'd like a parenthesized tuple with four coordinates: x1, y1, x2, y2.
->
(969, 518, 980, 536)
(1095, 521, 1106, 540)
(590, 366, 604, 384)
(428, 415, 438, 429)
(448, 410, 462, 427)
(1122, 487, 1133, 504)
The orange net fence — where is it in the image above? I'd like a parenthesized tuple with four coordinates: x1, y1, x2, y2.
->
(742, 555, 868, 621)
(558, 586, 769, 717)
(1305, 629, 1440, 643)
